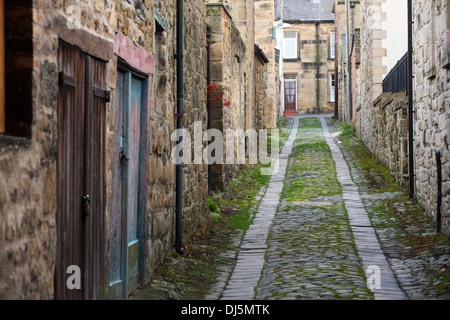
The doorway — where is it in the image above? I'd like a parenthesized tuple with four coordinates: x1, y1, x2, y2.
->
(284, 77, 297, 112)
(56, 42, 108, 300)
(108, 67, 149, 299)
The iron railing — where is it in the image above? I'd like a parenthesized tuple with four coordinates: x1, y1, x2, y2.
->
(382, 52, 408, 94)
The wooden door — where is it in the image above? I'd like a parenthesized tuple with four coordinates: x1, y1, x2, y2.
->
(56, 42, 107, 300)
(109, 69, 148, 299)
(56, 42, 86, 301)
(123, 73, 143, 296)
(284, 80, 296, 112)
(82, 56, 108, 300)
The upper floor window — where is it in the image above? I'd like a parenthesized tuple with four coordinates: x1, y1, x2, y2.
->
(0, 0, 5, 134)
(0, 0, 33, 138)
(330, 31, 336, 59)
(329, 73, 336, 103)
(284, 31, 298, 60)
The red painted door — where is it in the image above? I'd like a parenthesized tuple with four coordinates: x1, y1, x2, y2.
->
(284, 80, 296, 112)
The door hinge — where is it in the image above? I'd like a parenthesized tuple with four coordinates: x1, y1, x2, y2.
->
(59, 71, 76, 88)
(94, 87, 111, 102)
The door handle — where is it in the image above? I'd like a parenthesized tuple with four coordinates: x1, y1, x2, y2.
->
(120, 150, 130, 162)
(82, 195, 91, 217)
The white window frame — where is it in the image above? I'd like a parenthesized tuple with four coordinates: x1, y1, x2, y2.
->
(329, 73, 336, 103)
(283, 32, 298, 59)
(330, 31, 335, 59)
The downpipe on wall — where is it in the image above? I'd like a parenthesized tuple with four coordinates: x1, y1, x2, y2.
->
(315, 21, 320, 113)
(345, 0, 352, 123)
(407, 0, 415, 199)
(206, 24, 211, 193)
(436, 150, 442, 233)
(174, 0, 184, 255)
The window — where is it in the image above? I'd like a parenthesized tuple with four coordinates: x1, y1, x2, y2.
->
(330, 31, 336, 59)
(330, 73, 336, 103)
(0, 0, 33, 138)
(284, 31, 298, 60)
(0, 0, 5, 133)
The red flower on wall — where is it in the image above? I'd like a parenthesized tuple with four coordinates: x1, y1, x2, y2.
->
(208, 83, 231, 107)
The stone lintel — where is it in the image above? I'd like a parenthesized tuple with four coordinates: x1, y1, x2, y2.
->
(54, 15, 114, 62)
(114, 33, 154, 75)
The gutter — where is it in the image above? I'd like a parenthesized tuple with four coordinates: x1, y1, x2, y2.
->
(255, 44, 270, 64)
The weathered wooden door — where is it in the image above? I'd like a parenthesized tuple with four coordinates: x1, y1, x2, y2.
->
(109, 69, 148, 299)
(56, 42, 107, 300)
(284, 80, 297, 112)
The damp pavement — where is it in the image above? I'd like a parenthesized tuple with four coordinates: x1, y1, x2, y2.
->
(208, 114, 450, 301)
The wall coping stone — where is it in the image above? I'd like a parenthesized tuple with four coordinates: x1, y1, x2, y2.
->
(206, 3, 233, 20)
(373, 92, 391, 107)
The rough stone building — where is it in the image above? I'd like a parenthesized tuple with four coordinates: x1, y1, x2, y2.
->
(350, 0, 450, 236)
(207, 3, 247, 191)
(0, 0, 209, 299)
(255, 0, 278, 127)
(333, 0, 361, 122)
(206, 1, 270, 191)
(282, 0, 336, 115)
(412, 0, 450, 236)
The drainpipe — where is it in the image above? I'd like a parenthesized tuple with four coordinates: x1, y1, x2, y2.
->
(206, 24, 211, 193)
(436, 150, 442, 233)
(334, 23, 339, 119)
(407, 0, 415, 198)
(345, 0, 352, 122)
(316, 21, 320, 113)
(174, 0, 184, 255)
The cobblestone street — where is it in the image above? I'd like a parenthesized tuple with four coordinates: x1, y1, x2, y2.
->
(215, 115, 450, 300)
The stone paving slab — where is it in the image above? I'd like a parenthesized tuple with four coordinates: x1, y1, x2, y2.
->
(220, 118, 300, 300)
(320, 117, 408, 300)
(220, 116, 409, 301)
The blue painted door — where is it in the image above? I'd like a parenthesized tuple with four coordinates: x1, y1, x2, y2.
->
(109, 69, 148, 299)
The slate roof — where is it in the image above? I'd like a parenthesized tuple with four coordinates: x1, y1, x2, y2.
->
(283, 0, 335, 22)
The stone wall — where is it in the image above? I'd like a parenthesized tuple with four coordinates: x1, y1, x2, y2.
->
(412, 0, 450, 236)
(207, 4, 241, 190)
(354, 92, 409, 188)
(0, 0, 117, 300)
(354, 0, 450, 236)
(254, 0, 276, 128)
(0, 0, 209, 299)
(356, 0, 386, 151)
(224, 0, 256, 131)
(335, 0, 362, 122)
